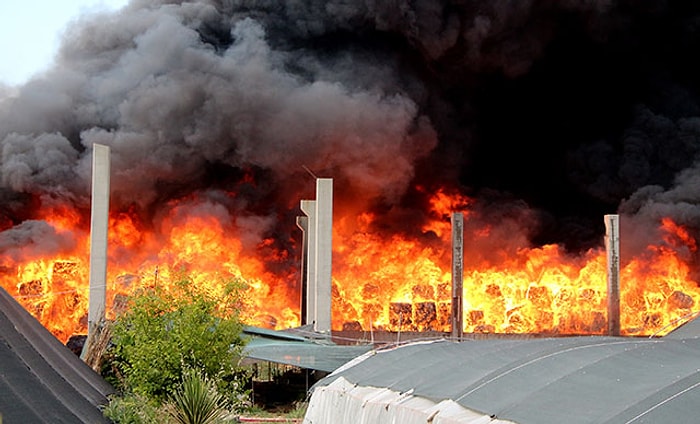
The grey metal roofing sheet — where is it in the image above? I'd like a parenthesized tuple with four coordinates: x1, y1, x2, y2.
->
(242, 326, 373, 373)
(314, 333, 700, 424)
(0, 286, 114, 423)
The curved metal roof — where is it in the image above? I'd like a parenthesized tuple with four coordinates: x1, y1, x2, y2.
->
(310, 324, 700, 424)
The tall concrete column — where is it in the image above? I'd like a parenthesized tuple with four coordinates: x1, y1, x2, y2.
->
(87, 144, 110, 339)
(298, 179, 333, 333)
(314, 178, 333, 333)
(300, 200, 316, 327)
(296, 215, 309, 326)
(451, 212, 464, 340)
(605, 214, 620, 336)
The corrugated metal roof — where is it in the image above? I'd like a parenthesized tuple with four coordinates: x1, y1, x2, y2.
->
(0, 286, 114, 423)
(242, 326, 373, 373)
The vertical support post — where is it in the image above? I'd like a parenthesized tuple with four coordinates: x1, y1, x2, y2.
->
(451, 212, 464, 340)
(605, 214, 620, 336)
(314, 178, 333, 333)
(87, 144, 110, 341)
(300, 200, 316, 327)
(296, 215, 309, 326)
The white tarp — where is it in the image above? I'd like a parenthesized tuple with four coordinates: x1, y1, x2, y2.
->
(303, 376, 517, 424)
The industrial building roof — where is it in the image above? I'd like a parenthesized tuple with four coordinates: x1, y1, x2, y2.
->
(242, 326, 373, 373)
(306, 318, 700, 424)
(0, 286, 114, 423)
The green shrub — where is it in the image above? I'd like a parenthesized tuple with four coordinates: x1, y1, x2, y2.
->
(105, 274, 249, 405)
(102, 393, 162, 424)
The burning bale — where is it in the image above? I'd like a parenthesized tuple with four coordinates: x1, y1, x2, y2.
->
(566, 311, 607, 334)
(534, 310, 555, 330)
(527, 285, 553, 308)
(467, 310, 484, 327)
(17, 280, 45, 316)
(342, 321, 363, 332)
(390, 303, 413, 330)
(362, 302, 384, 330)
(18, 279, 43, 298)
(414, 302, 437, 331)
(668, 290, 694, 310)
(412, 284, 435, 301)
(643, 313, 664, 332)
(437, 301, 451, 328)
(467, 309, 497, 333)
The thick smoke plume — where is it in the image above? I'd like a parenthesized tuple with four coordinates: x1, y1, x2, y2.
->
(1, 0, 700, 273)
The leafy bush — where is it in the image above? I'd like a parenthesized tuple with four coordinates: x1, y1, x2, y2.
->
(102, 393, 162, 424)
(105, 274, 249, 406)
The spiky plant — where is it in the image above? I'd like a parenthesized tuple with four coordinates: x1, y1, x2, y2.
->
(166, 369, 230, 424)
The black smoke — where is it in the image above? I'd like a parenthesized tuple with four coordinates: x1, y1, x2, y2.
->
(1, 0, 700, 267)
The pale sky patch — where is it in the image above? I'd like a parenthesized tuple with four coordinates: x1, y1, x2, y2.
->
(0, 0, 129, 86)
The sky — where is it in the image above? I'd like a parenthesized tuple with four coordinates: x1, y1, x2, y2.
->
(0, 0, 129, 86)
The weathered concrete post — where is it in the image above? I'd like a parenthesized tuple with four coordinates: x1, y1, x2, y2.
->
(87, 144, 110, 343)
(296, 215, 309, 326)
(300, 200, 316, 327)
(605, 214, 621, 336)
(299, 178, 333, 333)
(314, 178, 333, 333)
(451, 212, 464, 340)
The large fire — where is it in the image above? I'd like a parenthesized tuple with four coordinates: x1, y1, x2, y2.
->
(1, 187, 698, 343)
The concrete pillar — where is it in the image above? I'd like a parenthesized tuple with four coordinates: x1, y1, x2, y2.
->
(605, 214, 620, 336)
(296, 215, 309, 326)
(314, 178, 333, 333)
(451, 213, 464, 340)
(87, 144, 110, 340)
(299, 179, 333, 333)
(300, 200, 316, 327)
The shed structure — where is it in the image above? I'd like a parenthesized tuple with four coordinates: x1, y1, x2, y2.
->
(242, 326, 373, 373)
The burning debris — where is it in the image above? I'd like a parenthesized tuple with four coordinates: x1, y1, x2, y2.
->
(1, 1, 700, 340)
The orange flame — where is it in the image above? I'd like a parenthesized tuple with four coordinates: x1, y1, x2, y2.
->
(332, 191, 700, 336)
(1, 189, 699, 343)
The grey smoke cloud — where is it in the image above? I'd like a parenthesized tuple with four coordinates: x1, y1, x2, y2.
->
(0, 5, 434, 239)
(2, 132, 81, 195)
(0, 0, 699, 258)
(0, 220, 77, 264)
